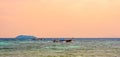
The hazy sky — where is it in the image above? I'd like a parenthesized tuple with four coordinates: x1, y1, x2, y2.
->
(0, 0, 120, 38)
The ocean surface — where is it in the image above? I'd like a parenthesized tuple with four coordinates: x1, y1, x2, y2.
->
(0, 38, 120, 57)
(0, 38, 120, 47)
(0, 38, 120, 41)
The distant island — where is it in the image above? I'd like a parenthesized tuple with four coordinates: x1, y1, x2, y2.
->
(16, 35, 37, 40)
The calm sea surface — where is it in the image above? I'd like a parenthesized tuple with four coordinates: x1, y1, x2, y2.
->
(0, 38, 120, 57)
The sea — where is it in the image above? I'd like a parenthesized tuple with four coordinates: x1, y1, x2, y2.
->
(0, 38, 120, 50)
(0, 38, 120, 41)
(0, 38, 120, 57)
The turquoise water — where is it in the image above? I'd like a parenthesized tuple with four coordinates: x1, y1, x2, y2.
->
(0, 38, 120, 50)
(0, 38, 120, 57)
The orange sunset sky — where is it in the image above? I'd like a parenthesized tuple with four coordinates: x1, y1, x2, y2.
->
(0, 0, 120, 38)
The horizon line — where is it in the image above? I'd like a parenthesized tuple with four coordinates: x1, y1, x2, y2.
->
(0, 37, 120, 38)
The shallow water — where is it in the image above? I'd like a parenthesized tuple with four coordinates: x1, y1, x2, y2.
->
(0, 38, 120, 57)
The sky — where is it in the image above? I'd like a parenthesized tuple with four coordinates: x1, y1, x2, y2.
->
(0, 0, 120, 38)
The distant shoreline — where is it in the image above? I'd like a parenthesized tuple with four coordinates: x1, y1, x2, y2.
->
(0, 37, 120, 39)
